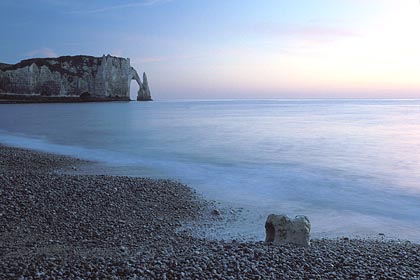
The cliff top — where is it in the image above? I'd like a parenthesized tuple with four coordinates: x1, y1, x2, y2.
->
(0, 55, 127, 73)
(0, 63, 11, 71)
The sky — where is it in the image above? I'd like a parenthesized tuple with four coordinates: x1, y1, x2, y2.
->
(1, 0, 420, 99)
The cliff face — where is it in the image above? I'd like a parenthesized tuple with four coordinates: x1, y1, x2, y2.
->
(0, 55, 152, 101)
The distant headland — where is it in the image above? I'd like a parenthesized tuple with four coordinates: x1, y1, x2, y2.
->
(0, 55, 152, 103)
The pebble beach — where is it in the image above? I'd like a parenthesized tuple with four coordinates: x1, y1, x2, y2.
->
(1, 145, 420, 279)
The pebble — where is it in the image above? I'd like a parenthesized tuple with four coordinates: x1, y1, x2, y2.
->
(1, 145, 420, 279)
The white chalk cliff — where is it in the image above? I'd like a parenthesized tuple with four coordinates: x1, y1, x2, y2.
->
(0, 55, 152, 101)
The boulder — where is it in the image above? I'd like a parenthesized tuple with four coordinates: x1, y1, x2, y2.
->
(265, 214, 311, 247)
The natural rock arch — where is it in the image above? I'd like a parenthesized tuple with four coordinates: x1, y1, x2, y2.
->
(129, 69, 141, 101)
(129, 68, 152, 101)
(0, 55, 152, 101)
(130, 68, 142, 89)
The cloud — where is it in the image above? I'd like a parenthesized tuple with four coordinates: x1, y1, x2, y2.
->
(25, 48, 58, 58)
(66, 0, 172, 15)
(286, 24, 357, 38)
(136, 56, 169, 63)
(253, 22, 358, 41)
(133, 53, 206, 65)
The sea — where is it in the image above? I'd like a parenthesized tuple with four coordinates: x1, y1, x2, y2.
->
(1, 99, 420, 242)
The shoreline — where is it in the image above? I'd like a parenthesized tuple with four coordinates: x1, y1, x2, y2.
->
(0, 93, 132, 104)
(1, 144, 420, 279)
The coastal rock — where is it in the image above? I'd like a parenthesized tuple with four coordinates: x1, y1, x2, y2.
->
(0, 55, 152, 101)
(137, 72, 152, 101)
(211, 209, 221, 216)
(265, 214, 311, 247)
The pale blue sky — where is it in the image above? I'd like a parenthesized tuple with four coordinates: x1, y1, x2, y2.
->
(1, 0, 420, 99)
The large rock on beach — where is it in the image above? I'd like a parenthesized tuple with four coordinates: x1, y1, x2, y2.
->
(265, 214, 311, 247)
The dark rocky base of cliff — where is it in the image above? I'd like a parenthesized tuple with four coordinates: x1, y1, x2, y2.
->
(0, 94, 131, 104)
(1, 145, 420, 279)
(136, 97, 153, 101)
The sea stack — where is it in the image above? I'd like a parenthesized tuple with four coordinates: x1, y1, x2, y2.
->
(137, 72, 152, 101)
(0, 55, 152, 102)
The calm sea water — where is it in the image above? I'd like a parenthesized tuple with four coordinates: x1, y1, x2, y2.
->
(1, 99, 420, 242)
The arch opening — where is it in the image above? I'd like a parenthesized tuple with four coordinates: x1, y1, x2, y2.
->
(130, 80, 139, 101)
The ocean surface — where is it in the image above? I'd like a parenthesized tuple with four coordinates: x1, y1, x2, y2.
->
(1, 99, 420, 242)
